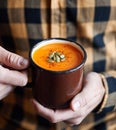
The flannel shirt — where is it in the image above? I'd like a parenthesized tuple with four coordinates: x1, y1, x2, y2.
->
(0, 0, 116, 130)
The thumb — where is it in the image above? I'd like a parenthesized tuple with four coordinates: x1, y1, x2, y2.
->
(70, 93, 83, 111)
(70, 72, 104, 111)
(0, 46, 29, 70)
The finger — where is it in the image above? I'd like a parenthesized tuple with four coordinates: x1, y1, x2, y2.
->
(0, 83, 14, 100)
(0, 65, 28, 86)
(32, 99, 78, 123)
(0, 46, 29, 70)
(31, 99, 56, 122)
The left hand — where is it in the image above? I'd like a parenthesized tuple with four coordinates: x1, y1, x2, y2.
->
(32, 72, 105, 125)
(0, 46, 29, 100)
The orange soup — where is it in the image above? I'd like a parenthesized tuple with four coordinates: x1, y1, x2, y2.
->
(32, 42, 83, 71)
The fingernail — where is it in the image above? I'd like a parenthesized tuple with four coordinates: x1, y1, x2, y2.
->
(20, 58, 29, 66)
(73, 101, 80, 111)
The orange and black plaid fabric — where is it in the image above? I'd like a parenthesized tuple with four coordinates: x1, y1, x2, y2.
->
(0, 0, 116, 130)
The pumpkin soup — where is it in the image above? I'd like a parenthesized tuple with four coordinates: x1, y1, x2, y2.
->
(32, 42, 83, 71)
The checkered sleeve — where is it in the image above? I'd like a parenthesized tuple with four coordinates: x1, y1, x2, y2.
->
(95, 71, 116, 113)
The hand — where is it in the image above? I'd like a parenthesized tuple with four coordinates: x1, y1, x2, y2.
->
(0, 46, 29, 100)
(32, 72, 105, 125)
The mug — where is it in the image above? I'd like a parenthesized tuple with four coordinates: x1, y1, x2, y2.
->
(30, 38, 87, 109)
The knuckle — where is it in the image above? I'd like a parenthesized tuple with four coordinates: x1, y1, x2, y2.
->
(6, 52, 20, 66)
(90, 72, 99, 78)
(6, 52, 14, 64)
(87, 72, 100, 81)
(47, 113, 59, 123)
(48, 116, 57, 123)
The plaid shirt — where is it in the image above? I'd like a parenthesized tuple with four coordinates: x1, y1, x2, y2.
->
(0, 0, 116, 130)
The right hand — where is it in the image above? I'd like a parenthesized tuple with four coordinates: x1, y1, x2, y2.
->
(0, 46, 29, 100)
(32, 72, 105, 125)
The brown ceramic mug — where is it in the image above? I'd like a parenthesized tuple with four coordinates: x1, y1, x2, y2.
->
(30, 38, 87, 109)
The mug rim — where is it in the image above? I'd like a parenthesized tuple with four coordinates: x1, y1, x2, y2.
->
(29, 38, 87, 74)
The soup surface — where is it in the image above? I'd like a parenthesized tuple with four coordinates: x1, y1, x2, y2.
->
(32, 43, 83, 71)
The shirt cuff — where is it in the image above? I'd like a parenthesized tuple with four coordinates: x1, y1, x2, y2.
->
(93, 71, 116, 113)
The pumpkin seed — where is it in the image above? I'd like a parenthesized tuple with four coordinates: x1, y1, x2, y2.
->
(47, 51, 66, 63)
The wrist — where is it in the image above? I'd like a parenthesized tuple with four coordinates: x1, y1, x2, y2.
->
(93, 74, 108, 113)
